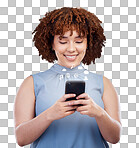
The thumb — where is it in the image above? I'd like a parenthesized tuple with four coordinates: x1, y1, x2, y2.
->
(60, 94, 76, 102)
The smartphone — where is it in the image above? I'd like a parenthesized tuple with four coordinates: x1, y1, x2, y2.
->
(65, 80, 85, 101)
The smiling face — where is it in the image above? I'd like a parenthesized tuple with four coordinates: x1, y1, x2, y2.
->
(52, 29, 87, 68)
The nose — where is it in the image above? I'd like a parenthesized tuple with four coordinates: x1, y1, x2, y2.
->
(67, 42, 76, 52)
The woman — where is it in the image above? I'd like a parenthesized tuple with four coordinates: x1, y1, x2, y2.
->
(14, 7, 122, 147)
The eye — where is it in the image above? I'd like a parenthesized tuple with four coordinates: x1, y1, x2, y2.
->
(59, 41, 83, 44)
(59, 42, 67, 44)
(76, 41, 83, 43)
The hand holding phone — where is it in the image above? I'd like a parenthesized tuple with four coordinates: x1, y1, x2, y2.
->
(65, 81, 85, 102)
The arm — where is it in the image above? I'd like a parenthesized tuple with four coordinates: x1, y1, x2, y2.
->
(14, 76, 77, 147)
(71, 76, 122, 144)
(95, 76, 122, 144)
(14, 76, 53, 147)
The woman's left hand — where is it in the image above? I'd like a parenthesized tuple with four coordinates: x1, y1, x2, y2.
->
(68, 93, 103, 118)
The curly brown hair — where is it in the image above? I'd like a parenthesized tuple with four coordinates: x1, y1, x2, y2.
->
(32, 7, 106, 65)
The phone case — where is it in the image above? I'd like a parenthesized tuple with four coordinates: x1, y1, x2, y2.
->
(65, 80, 85, 101)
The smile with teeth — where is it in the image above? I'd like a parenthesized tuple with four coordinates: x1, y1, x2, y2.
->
(66, 55, 76, 58)
(64, 54, 78, 61)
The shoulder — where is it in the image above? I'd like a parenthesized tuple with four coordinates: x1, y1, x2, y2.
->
(102, 76, 115, 97)
(21, 75, 34, 88)
(102, 76, 121, 125)
(102, 75, 119, 108)
(14, 76, 36, 128)
(17, 76, 34, 98)
(103, 76, 112, 87)
(15, 75, 35, 110)
(102, 76, 115, 94)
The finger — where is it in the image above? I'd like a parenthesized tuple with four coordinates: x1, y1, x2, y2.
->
(65, 110, 75, 116)
(60, 94, 76, 102)
(80, 111, 88, 115)
(65, 105, 78, 111)
(76, 106, 87, 112)
(63, 100, 79, 106)
(76, 93, 90, 100)
(72, 100, 89, 105)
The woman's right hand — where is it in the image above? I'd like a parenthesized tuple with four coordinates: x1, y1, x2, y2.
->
(47, 94, 78, 121)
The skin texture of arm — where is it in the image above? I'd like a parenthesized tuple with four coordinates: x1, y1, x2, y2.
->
(95, 76, 122, 144)
(13, 76, 53, 146)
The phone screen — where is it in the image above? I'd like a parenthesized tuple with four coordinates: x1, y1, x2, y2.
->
(65, 80, 85, 101)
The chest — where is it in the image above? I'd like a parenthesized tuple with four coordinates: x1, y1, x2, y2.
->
(35, 79, 104, 116)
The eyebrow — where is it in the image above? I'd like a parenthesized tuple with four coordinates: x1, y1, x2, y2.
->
(59, 36, 83, 39)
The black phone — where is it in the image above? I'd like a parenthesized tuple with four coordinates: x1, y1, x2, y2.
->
(65, 80, 85, 101)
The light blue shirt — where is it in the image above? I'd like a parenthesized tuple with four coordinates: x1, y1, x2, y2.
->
(30, 63, 109, 148)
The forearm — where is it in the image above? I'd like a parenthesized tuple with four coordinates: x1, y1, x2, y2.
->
(15, 109, 53, 147)
(95, 107, 122, 144)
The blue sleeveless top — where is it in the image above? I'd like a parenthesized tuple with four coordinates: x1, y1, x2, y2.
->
(30, 63, 109, 148)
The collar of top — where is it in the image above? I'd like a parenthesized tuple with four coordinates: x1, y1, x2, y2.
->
(50, 63, 85, 74)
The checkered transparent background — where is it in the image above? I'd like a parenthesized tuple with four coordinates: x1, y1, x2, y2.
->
(0, 0, 138, 147)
